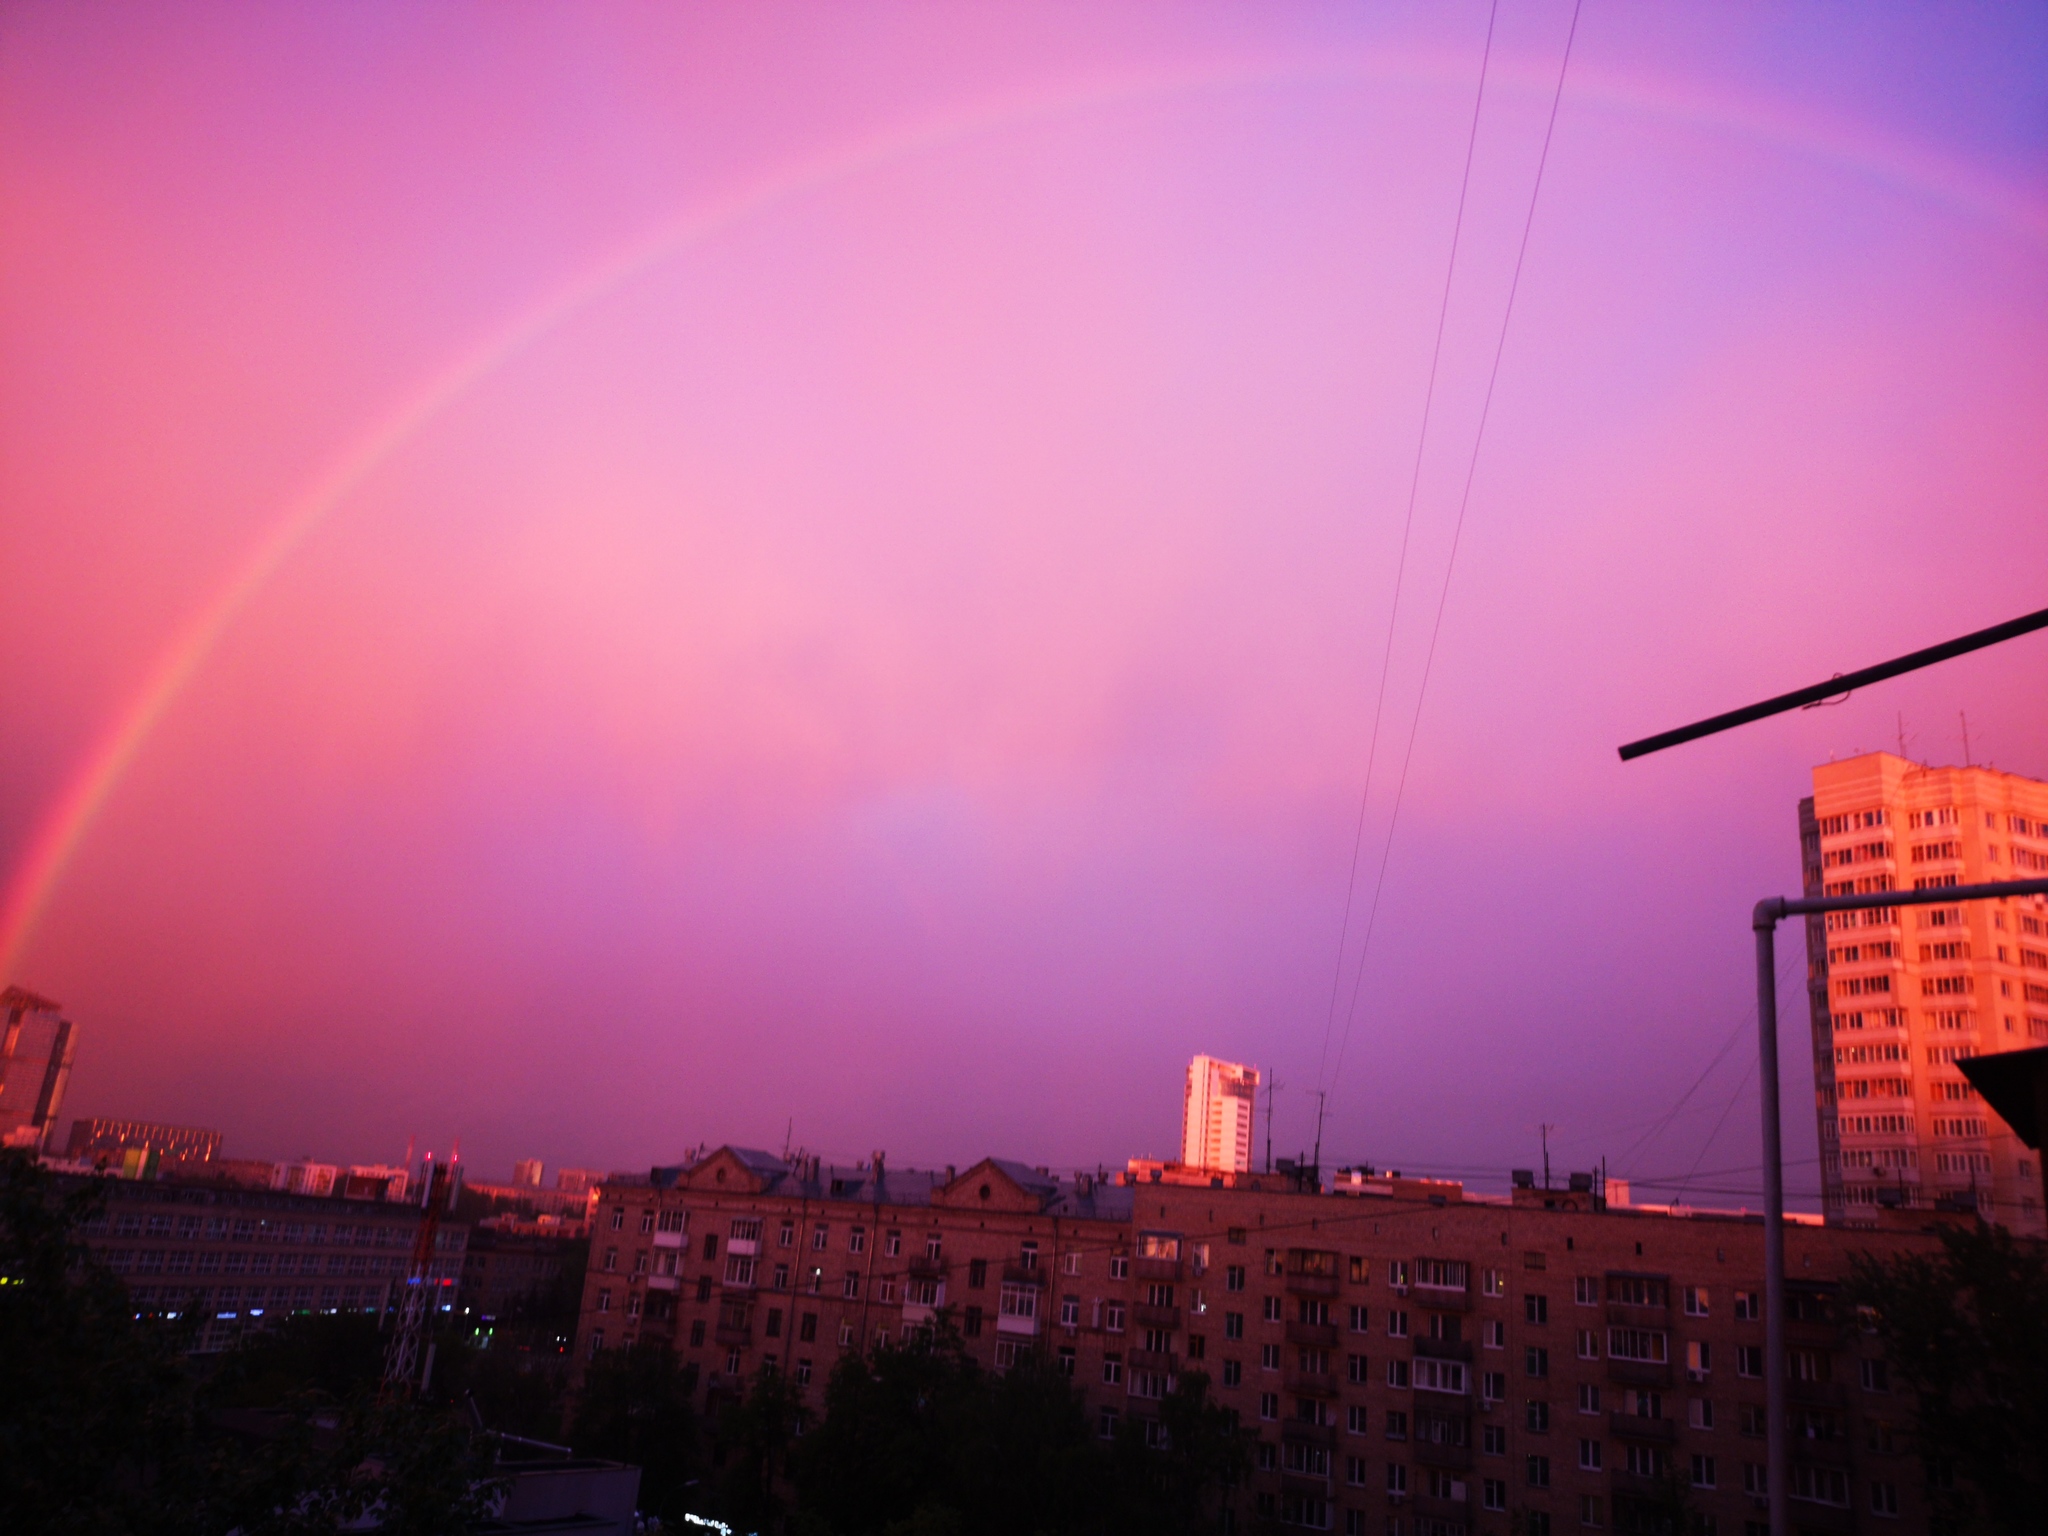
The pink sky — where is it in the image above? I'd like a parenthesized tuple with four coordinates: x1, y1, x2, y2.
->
(4, 3, 2044, 1205)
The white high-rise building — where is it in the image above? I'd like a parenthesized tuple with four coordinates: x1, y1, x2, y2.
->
(1181, 1055, 1259, 1173)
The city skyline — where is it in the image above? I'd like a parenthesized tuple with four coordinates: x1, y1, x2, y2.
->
(4, 4, 2046, 1194)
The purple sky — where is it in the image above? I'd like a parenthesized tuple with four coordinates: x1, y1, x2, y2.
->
(4, 3, 2045, 1207)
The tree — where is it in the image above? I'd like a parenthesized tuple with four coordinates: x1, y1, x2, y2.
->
(569, 1341, 704, 1519)
(714, 1362, 806, 1531)
(0, 1151, 201, 1535)
(1847, 1221, 2048, 1536)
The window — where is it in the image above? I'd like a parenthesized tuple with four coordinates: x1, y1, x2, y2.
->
(1481, 1372, 1505, 1404)
(1688, 1398, 1713, 1430)
(1739, 1404, 1765, 1439)
(1525, 1294, 1549, 1324)
(1484, 1319, 1505, 1349)
(1412, 1358, 1465, 1395)
(1691, 1454, 1717, 1489)
(1580, 1495, 1604, 1529)
(1386, 1464, 1407, 1495)
(842, 1271, 861, 1300)
(1261, 1343, 1281, 1371)
(1743, 1463, 1767, 1497)
(1737, 1345, 1763, 1379)
(1526, 1347, 1549, 1379)
(1103, 1352, 1123, 1385)
(799, 1312, 817, 1342)
(1483, 1478, 1506, 1512)
(1099, 1407, 1120, 1440)
(1223, 1359, 1242, 1387)
(1859, 1359, 1889, 1393)
(926, 1232, 942, 1260)
(1608, 1329, 1667, 1365)
(766, 1307, 783, 1338)
(725, 1254, 757, 1287)
(1386, 1360, 1411, 1388)
(964, 1306, 983, 1337)
(1347, 1404, 1370, 1433)
(1019, 1239, 1038, 1271)
(777, 1220, 794, 1247)
(1110, 1255, 1130, 1280)
(812, 1224, 829, 1252)
(1346, 1456, 1368, 1487)
(1000, 1283, 1038, 1324)
(1576, 1329, 1599, 1360)
(688, 1320, 704, 1347)
(1063, 1251, 1081, 1276)
(596, 1289, 612, 1313)
(1106, 1302, 1125, 1332)
(1687, 1340, 1711, 1379)
(968, 1258, 987, 1289)
(1264, 1296, 1283, 1323)
(1528, 1400, 1550, 1433)
(1791, 1466, 1850, 1508)
(1527, 1454, 1551, 1488)
(1225, 1311, 1244, 1340)
(795, 1356, 812, 1386)
(1578, 1438, 1601, 1471)
(1388, 1310, 1409, 1338)
(1348, 1353, 1370, 1384)
(1348, 1255, 1369, 1283)
(1060, 1294, 1080, 1328)
(1226, 1264, 1246, 1292)
(885, 1230, 902, 1258)
(1483, 1424, 1507, 1455)
(1871, 1481, 1899, 1517)
(1482, 1267, 1505, 1297)
(602, 1247, 618, 1273)
(1259, 1392, 1279, 1421)
(610, 1208, 625, 1232)
(1734, 1290, 1759, 1321)
(848, 1227, 866, 1254)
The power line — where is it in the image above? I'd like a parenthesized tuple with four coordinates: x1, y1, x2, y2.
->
(1317, 0, 1500, 1093)
(1329, 0, 1584, 1098)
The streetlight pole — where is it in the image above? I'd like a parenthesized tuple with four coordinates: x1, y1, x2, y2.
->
(1749, 877, 2048, 1536)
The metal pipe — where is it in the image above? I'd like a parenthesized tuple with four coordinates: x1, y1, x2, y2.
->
(1619, 604, 2048, 760)
(1748, 877, 2048, 1534)
(1752, 899, 1789, 1536)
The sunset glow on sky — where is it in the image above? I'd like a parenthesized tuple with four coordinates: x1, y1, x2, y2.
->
(4, 3, 2044, 1204)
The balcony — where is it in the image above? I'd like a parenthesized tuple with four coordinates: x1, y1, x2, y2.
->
(1606, 1359, 1673, 1388)
(1787, 1379, 1847, 1409)
(1002, 1263, 1046, 1287)
(1134, 1256, 1182, 1283)
(1134, 1303, 1182, 1331)
(1283, 1368, 1340, 1398)
(1414, 1439, 1473, 1472)
(1413, 1336, 1473, 1363)
(1129, 1348, 1180, 1374)
(1412, 1285, 1471, 1313)
(1284, 1271, 1340, 1298)
(1280, 1421, 1338, 1450)
(1794, 1437, 1855, 1468)
(908, 1256, 945, 1280)
(646, 1274, 679, 1292)
(1786, 1497, 1855, 1534)
(1608, 1412, 1676, 1444)
(652, 1230, 685, 1250)
(1608, 1470, 1670, 1501)
(1280, 1468, 1333, 1494)
(1414, 1494, 1470, 1522)
(1285, 1320, 1339, 1349)
(1786, 1317, 1841, 1349)
(714, 1321, 752, 1347)
(1606, 1302, 1670, 1328)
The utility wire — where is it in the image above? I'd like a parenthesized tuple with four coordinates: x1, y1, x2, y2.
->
(1330, 0, 1583, 1097)
(1316, 0, 1500, 1094)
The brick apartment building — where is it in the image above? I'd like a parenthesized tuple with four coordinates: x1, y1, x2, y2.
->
(574, 1147, 1947, 1535)
(68, 1172, 467, 1353)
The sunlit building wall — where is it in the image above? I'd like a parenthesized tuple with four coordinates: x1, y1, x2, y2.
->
(1181, 1054, 1259, 1174)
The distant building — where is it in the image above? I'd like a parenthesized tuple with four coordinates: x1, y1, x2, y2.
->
(343, 1164, 411, 1201)
(1802, 752, 2048, 1235)
(67, 1170, 467, 1353)
(271, 1160, 339, 1197)
(460, 1222, 583, 1323)
(556, 1167, 604, 1194)
(66, 1117, 222, 1168)
(1180, 1054, 1258, 1173)
(512, 1158, 545, 1188)
(0, 986, 76, 1150)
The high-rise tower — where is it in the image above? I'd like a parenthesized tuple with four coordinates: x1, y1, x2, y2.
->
(1181, 1055, 1259, 1173)
(0, 986, 75, 1151)
(1801, 752, 2048, 1235)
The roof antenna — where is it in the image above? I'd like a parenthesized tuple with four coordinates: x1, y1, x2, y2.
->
(1311, 1089, 1328, 1180)
(1540, 1123, 1554, 1191)
(1264, 1075, 1283, 1174)
(1960, 711, 1972, 767)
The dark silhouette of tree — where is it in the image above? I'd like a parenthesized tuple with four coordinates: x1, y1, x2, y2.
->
(1848, 1221, 2048, 1536)
(569, 1340, 704, 1518)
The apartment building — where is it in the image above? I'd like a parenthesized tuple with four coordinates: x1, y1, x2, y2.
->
(67, 1172, 466, 1353)
(1184, 1054, 1261, 1173)
(1800, 752, 2048, 1235)
(575, 1146, 1943, 1535)
(65, 1116, 223, 1168)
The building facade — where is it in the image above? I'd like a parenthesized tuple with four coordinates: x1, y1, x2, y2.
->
(1801, 752, 2048, 1234)
(0, 985, 76, 1150)
(65, 1116, 223, 1168)
(71, 1173, 467, 1353)
(1184, 1054, 1260, 1173)
(574, 1147, 1942, 1535)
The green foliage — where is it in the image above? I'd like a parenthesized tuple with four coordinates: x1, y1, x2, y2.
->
(569, 1339, 704, 1518)
(714, 1361, 806, 1529)
(1848, 1221, 2048, 1536)
(786, 1319, 1246, 1536)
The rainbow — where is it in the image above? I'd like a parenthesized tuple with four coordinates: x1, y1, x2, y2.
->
(5, 47, 2042, 982)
